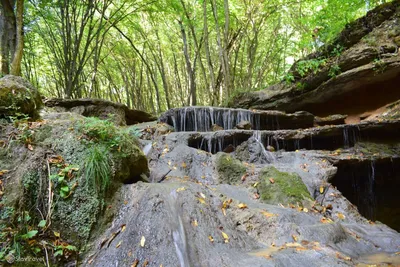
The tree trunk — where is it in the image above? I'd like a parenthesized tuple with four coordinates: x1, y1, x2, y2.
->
(10, 0, 23, 76)
(179, 19, 196, 106)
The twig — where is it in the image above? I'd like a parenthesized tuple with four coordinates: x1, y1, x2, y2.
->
(45, 158, 53, 229)
(42, 243, 50, 267)
(157, 169, 172, 183)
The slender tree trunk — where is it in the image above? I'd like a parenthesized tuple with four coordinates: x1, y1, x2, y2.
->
(203, 0, 217, 105)
(10, 0, 23, 75)
(179, 19, 196, 106)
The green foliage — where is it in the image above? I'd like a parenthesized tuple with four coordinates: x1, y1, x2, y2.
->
(84, 146, 111, 198)
(22, 0, 388, 108)
(296, 58, 327, 77)
(295, 82, 306, 90)
(330, 44, 344, 57)
(373, 58, 387, 73)
(328, 64, 341, 78)
(283, 73, 295, 84)
(76, 117, 137, 154)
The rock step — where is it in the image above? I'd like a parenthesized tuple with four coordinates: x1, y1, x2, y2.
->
(159, 106, 314, 131)
(44, 98, 157, 125)
(166, 119, 400, 154)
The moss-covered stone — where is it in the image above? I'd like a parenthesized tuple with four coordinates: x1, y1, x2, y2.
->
(0, 75, 42, 119)
(0, 114, 150, 263)
(258, 166, 312, 205)
(215, 152, 246, 184)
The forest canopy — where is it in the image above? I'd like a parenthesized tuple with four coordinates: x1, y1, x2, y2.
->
(0, 0, 391, 114)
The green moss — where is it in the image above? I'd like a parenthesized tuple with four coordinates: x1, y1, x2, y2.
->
(258, 166, 312, 205)
(215, 153, 246, 184)
(33, 125, 53, 143)
(355, 142, 400, 157)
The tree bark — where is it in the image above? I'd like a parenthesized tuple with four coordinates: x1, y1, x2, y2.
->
(10, 0, 23, 76)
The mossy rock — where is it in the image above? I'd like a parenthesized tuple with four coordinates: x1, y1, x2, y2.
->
(258, 166, 312, 205)
(1, 114, 149, 255)
(0, 75, 42, 119)
(215, 152, 246, 184)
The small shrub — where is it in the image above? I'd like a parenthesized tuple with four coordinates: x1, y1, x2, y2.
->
(372, 58, 387, 74)
(283, 73, 295, 84)
(296, 58, 326, 77)
(328, 64, 341, 78)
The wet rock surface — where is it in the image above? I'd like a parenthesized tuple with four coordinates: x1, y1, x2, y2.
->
(85, 109, 400, 266)
(159, 106, 314, 131)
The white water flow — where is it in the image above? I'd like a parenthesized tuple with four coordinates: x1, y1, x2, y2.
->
(253, 131, 275, 163)
(168, 191, 190, 267)
(172, 107, 255, 131)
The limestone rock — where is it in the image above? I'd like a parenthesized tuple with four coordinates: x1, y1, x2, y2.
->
(235, 120, 252, 130)
(212, 124, 224, 131)
(44, 98, 156, 126)
(0, 75, 42, 119)
(258, 166, 312, 205)
(215, 152, 246, 184)
(0, 114, 149, 247)
(160, 106, 314, 131)
(315, 114, 347, 126)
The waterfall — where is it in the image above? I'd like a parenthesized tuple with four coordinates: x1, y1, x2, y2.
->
(168, 191, 190, 267)
(343, 127, 349, 148)
(253, 131, 275, 163)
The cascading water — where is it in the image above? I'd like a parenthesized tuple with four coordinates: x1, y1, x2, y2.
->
(161, 107, 287, 132)
(168, 191, 190, 267)
(253, 131, 275, 163)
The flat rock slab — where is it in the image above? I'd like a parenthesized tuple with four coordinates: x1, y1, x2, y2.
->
(165, 118, 400, 153)
(44, 98, 157, 125)
(159, 106, 314, 131)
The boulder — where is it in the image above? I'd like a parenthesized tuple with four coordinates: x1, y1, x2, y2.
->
(228, 1, 400, 119)
(0, 75, 42, 119)
(258, 166, 312, 205)
(44, 98, 157, 126)
(236, 120, 252, 130)
(215, 152, 246, 184)
(0, 113, 149, 256)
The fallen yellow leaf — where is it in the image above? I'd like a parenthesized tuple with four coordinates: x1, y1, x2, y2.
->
(140, 236, 145, 247)
(337, 213, 346, 220)
(197, 198, 206, 204)
(319, 186, 324, 194)
(131, 259, 139, 267)
(221, 231, 229, 243)
(261, 211, 277, 218)
(285, 242, 301, 248)
(116, 241, 122, 248)
(320, 217, 333, 224)
(238, 203, 248, 209)
(208, 235, 214, 243)
(192, 220, 198, 227)
(176, 187, 186, 192)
